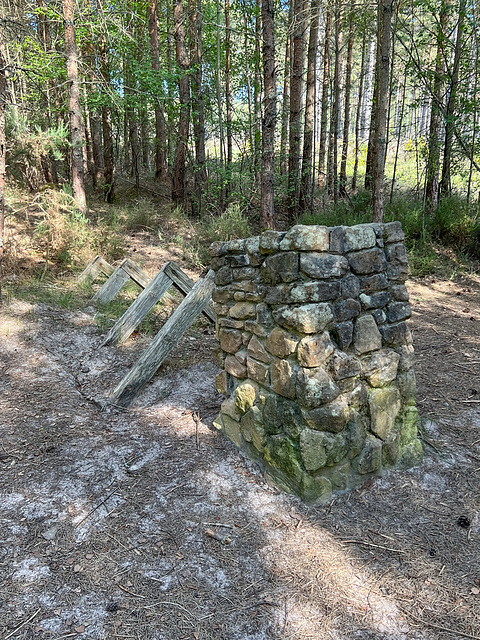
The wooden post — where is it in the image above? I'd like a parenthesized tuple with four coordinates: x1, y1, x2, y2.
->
(102, 264, 174, 346)
(91, 260, 131, 304)
(78, 255, 114, 283)
(109, 271, 214, 407)
(123, 259, 151, 289)
(163, 262, 216, 323)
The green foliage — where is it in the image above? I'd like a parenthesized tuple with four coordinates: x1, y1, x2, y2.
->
(431, 197, 480, 257)
(203, 203, 252, 243)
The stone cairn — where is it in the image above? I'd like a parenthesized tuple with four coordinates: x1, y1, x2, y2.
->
(210, 222, 423, 503)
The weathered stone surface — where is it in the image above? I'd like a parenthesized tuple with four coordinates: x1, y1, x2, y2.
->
(222, 414, 243, 447)
(386, 302, 411, 323)
(396, 370, 416, 406)
(334, 298, 362, 322)
(385, 242, 407, 266)
(300, 252, 349, 279)
(264, 435, 303, 484)
(214, 303, 229, 316)
(353, 315, 382, 354)
(233, 291, 246, 301)
(234, 381, 257, 413)
(282, 400, 304, 438)
(384, 221, 405, 243)
(341, 274, 361, 299)
(217, 318, 244, 331)
(232, 279, 257, 292)
(215, 371, 229, 395)
(360, 273, 388, 293)
(371, 309, 387, 325)
(247, 335, 271, 363)
(396, 344, 415, 372)
(256, 303, 275, 330)
(261, 252, 299, 284)
(346, 411, 368, 458)
(265, 326, 299, 358)
(330, 351, 361, 380)
(356, 436, 382, 474)
(380, 322, 408, 346)
(240, 406, 265, 451)
(229, 301, 256, 319)
(232, 266, 256, 280)
(359, 291, 391, 309)
(299, 429, 327, 471)
(279, 225, 330, 251)
(273, 303, 334, 334)
(215, 347, 225, 368)
(288, 281, 341, 303)
(329, 226, 344, 254)
(212, 286, 232, 303)
(262, 394, 283, 435)
(332, 321, 354, 349)
(390, 284, 409, 301)
(387, 262, 409, 281)
(219, 328, 243, 354)
(245, 236, 260, 256)
(397, 439, 423, 469)
(259, 230, 284, 253)
(361, 349, 400, 387)
(235, 349, 248, 364)
(344, 224, 377, 251)
(245, 319, 268, 338)
(348, 248, 387, 275)
(321, 461, 350, 491)
(228, 253, 250, 268)
(271, 359, 296, 399)
(209, 241, 226, 257)
(400, 406, 419, 445)
(296, 368, 340, 408)
(301, 399, 349, 433)
(222, 397, 243, 420)
(368, 387, 401, 440)
(247, 357, 270, 385)
(297, 332, 334, 367)
(224, 354, 247, 378)
(300, 474, 332, 504)
(225, 238, 246, 253)
(214, 266, 232, 286)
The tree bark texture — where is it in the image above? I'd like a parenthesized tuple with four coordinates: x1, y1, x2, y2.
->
(317, 7, 331, 189)
(63, 0, 87, 214)
(172, 0, 191, 204)
(0, 51, 5, 304)
(339, 6, 354, 197)
(261, 0, 277, 229)
(148, 0, 168, 179)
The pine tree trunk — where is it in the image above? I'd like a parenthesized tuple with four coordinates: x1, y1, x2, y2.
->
(371, 0, 394, 222)
(439, 0, 465, 200)
(339, 5, 354, 197)
(299, 0, 320, 212)
(63, 0, 87, 213)
(148, 0, 168, 180)
(172, 0, 191, 204)
(326, 0, 342, 202)
(261, 0, 277, 228)
(317, 8, 331, 189)
(0, 50, 6, 304)
(100, 39, 115, 202)
(225, 0, 233, 191)
(280, 0, 293, 175)
(254, 0, 262, 189)
(288, 0, 308, 221)
(352, 31, 366, 192)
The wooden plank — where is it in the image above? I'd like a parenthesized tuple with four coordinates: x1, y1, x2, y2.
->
(163, 262, 216, 323)
(91, 260, 132, 304)
(109, 271, 215, 407)
(123, 259, 151, 289)
(102, 264, 174, 346)
(78, 255, 114, 283)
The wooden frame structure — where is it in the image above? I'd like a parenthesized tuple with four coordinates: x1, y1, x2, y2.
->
(79, 256, 216, 407)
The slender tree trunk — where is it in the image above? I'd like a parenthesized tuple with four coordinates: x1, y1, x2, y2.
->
(371, 0, 394, 222)
(425, 0, 447, 213)
(317, 7, 331, 188)
(254, 0, 262, 188)
(326, 0, 342, 202)
(440, 0, 465, 199)
(148, 0, 168, 180)
(172, 0, 191, 204)
(299, 0, 320, 212)
(188, 0, 207, 210)
(280, 2, 292, 175)
(288, 0, 308, 221)
(0, 51, 6, 304)
(352, 30, 366, 192)
(390, 67, 407, 202)
(215, 0, 225, 209)
(100, 39, 115, 202)
(63, 0, 87, 213)
(339, 5, 354, 197)
(242, 7, 255, 173)
(225, 0, 233, 192)
(261, 0, 277, 228)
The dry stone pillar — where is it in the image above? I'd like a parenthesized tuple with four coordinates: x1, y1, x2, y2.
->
(210, 223, 422, 503)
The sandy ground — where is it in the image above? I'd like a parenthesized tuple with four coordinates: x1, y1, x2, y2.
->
(1, 266, 480, 640)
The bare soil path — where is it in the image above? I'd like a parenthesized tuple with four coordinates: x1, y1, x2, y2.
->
(1, 269, 480, 640)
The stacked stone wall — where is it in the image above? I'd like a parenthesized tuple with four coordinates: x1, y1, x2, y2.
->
(210, 222, 422, 503)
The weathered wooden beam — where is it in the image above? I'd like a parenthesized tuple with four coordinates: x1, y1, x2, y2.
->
(102, 264, 174, 346)
(163, 262, 216, 323)
(91, 260, 132, 304)
(123, 259, 151, 289)
(78, 255, 114, 283)
(109, 271, 215, 407)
